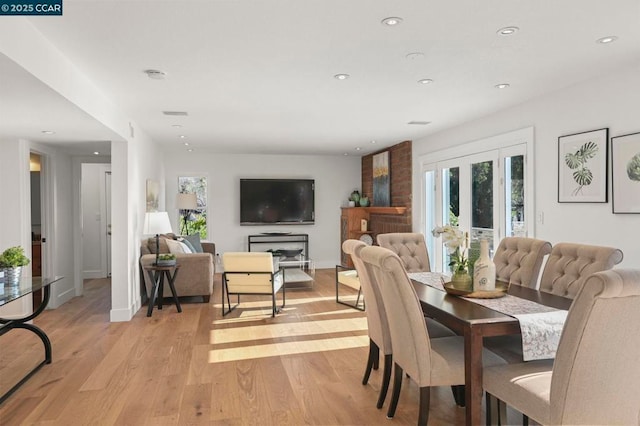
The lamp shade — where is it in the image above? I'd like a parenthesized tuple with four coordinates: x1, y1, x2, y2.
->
(143, 211, 173, 235)
(176, 193, 197, 210)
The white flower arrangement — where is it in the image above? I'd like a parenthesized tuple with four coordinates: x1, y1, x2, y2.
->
(431, 225, 469, 273)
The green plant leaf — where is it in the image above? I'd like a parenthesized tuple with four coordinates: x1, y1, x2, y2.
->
(578, 141, 599, 160)
(573, 167, 593, 186)
(564, 152, 582, 169)
(627, 153, 640, 182)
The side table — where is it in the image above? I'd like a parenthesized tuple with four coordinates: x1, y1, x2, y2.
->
(143, 264, 182, 317)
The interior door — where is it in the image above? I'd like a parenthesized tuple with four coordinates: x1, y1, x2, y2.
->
(106, 171, 112, 277)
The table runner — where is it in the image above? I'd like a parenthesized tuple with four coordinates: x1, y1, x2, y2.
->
(409, 272, 567, 360)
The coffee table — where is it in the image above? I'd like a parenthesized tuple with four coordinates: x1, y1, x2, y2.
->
(277, 254, 314, 287)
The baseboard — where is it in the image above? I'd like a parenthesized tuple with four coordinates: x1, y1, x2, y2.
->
(83, 270, 104, 279)
(110, 306, 134, 322)
(49, 286, 76, 309)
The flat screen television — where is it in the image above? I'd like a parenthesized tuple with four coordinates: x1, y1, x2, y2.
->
(240, 179, 315, 225)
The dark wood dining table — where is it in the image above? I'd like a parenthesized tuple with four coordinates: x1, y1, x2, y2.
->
(411, 280, 572, 426)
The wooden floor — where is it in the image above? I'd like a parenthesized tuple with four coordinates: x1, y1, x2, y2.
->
(0, 269, 471, 425)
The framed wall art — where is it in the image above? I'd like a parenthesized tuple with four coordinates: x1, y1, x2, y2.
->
(146, 179, 159, 212)
(373, 150, 390, 206)
(611, 131, 640, 213)
(558, 128, 608, 203)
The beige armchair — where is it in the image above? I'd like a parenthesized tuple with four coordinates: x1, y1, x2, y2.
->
(139, 234, 214, 302)
(358, 245, 505, 424)
(376, 232, 431, 272)
(222, 252, 284, 317)
(493, 237, 551, 288)
(484, 269, 640, 425)
(539, 242, 623, 298)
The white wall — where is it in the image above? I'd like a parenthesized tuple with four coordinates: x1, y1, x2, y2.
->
(1, 20, 164, 321)
(0, 139, 33, 318)
(413, 60, 640, 268)
(163, 151, 361, 268)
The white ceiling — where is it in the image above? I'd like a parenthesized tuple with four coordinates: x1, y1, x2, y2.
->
(2, 1, 640, 156)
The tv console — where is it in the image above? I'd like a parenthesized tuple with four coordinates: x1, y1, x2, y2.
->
(247, 233, 309, 258)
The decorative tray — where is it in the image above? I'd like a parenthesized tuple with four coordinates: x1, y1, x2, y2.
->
(443, 282, 509, 299)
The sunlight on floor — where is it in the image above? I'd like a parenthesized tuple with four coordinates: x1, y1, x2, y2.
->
(210, 317, 367, 344)
(211, 296, 340, 324)
(208, 335, 369, 363)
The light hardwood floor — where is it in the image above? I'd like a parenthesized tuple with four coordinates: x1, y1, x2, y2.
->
(0, 269, 470, 425)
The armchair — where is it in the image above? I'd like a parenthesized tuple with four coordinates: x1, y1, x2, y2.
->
(222, 252, 285, 317)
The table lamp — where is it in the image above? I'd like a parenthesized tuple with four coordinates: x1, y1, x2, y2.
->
(176, 193, 197, 235)
(143, 211, 173, 265)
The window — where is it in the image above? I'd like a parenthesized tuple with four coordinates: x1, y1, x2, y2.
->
(178, 176, 208, 238)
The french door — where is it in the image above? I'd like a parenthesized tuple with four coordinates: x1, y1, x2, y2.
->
(423, 144, 529, 273)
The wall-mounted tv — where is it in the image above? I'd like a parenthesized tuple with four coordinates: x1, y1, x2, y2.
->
(240, 179, 315, 225)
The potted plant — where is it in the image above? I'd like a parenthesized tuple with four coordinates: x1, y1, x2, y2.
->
(156, 253, 176, 266)
(0, 246, 30, 284)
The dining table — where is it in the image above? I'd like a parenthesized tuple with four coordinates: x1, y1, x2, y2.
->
(411, 277, 572, 426)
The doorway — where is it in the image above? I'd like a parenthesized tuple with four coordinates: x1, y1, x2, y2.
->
(30, 152, 45, 310)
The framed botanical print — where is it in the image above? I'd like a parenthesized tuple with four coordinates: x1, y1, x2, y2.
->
(611, 131, 640, 213)
(558, 128, 608, 203)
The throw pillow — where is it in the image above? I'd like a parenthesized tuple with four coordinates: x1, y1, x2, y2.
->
(183, 234, 203, 253)
(178, 237, 196, 253)
(166, 239, 192, 254)
(148, 236, 170, 254)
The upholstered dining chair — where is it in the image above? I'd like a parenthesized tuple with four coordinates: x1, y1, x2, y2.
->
(493, 237, 552, 288)
(343, 239, 393, 409)
(486, 241, 622, 365)
(359, 245, 505, 425)
(484, 269, 640, 425)
(343, 240, 457, 410)
(538, 242, 623, 298)
(221, 252, 284, 317)
(376, 232, 431, 272)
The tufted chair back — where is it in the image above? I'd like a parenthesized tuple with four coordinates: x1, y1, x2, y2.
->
(493, 237, 552, 288)
(376, 233, 431, 273)
(538, 242, 623, 298)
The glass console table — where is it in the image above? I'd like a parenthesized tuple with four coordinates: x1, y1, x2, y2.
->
(0, 275, 63, 404)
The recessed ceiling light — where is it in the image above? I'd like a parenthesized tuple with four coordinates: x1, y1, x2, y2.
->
(596, 36, 618, 44)
(355, 147, 362, 151)
(418, 78, 433, 85)
(381, 17, 403, 26)
(184, 142, 189, 146)
(179, 135, 186, 139)
(144, 69, 167, 80)
(371, 140, 376, 144)
(172, 124, 183, 128)
(41, 130, 55, 135)
(497, 26, 519, 36)
(343, 153, 349, 156)
(93, 151, 100, 155)
(187, 148, 194, 152)
(495, 83, 510, 89)
(405, 52, 425, 60)
(334, 73, 350, 80)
